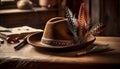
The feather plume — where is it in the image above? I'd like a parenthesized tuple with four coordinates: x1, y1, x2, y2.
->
(90, 23, 106, 35)
(85, 23, 105, 37)
(77, 3, 89, 43)
(65, 3, 105, 44)
(65, 7, 78, 43)
(78, 3, 88, 28)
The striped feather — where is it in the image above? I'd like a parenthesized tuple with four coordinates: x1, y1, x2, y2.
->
(65, 7, 79, 43)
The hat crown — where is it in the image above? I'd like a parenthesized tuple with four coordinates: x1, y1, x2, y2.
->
(41, 17, 75, 46)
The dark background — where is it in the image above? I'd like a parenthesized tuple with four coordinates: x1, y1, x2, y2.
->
(0, 0, 120, 36)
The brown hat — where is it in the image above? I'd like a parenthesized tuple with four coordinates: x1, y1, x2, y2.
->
(27, 17, 95, 52)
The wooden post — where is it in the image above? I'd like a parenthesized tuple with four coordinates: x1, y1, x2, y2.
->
(91, 0, 100, 25)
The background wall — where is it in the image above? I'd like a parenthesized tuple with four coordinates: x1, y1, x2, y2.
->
(0, 0, 120, 36)
(90, 0, 120, 36)
(101, 0, 120, 36)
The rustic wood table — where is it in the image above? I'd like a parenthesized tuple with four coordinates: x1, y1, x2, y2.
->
(0, 37, 120, 69)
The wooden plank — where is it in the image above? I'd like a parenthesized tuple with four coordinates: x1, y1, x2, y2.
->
(0, 7, 57, 14)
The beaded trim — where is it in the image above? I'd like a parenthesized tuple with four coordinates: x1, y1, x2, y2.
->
(41, 37, 74, 46)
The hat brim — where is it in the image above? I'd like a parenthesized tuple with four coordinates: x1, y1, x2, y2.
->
(27, 32, 96, 52)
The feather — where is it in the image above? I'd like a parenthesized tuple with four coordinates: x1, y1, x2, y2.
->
(90, 23, 106, 35)
(78, 3, 88, 28)
(65, 7, 73, 18)
(77, 3, 89, 43)
(78, 3, 88, 36)
(65, 7, 78, 43)
(85, 23, 105, 37)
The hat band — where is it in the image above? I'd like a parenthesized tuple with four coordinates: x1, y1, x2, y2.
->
(41, 37, 74, 46)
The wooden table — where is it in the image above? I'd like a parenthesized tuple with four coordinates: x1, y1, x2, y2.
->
(0, 37, 120, 69)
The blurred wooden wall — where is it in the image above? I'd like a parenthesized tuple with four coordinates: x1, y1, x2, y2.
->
(66, 0, 82, 16)
(91, 0, 120, 36)
(100, 0, 120, 36)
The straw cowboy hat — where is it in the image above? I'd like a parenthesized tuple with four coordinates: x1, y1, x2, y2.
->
(27, 17, 95, 52)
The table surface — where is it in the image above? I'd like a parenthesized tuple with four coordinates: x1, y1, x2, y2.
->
(0, 36, 120, 68)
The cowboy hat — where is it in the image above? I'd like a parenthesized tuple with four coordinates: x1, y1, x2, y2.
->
(27, 17, 96, 52)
